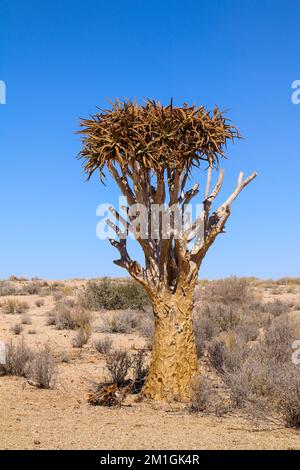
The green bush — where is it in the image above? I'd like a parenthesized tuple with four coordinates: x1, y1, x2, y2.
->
(80, 278, 149, 310)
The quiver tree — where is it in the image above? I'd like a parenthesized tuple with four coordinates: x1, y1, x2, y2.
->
(78, 99, 257, 401)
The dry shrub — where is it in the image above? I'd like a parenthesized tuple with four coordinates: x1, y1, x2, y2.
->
(62, 285, 74, 296)
(47, 300, 91, 330)
(80, 278, 149, 311)
(139, 319, 154, 350)
(72, 326, 91, 348)
(193, 280, 290, 359)
(223, 354, 300, 423)
(60, 351, 70, 363)
(52, 290, 64, 302)
(131, 349, 148, 393)
(207, 303, 241, 332)
(8, 275, 28, 282)
(208, 333, 250, 375)
(88, 352, 131, 406)
(193, 313, 220, 357)
(261, 320, 293, 364)
(98, 310, 139, 334)
(105, 348, 148, 390)
(277, 277, 300, 286)
(35, 299, 44, 308)
(207, 339, 227, 373)
(3, 340, 56, 388)
(203, 277, 252, 304)
(94, 337, 113, 355)
(192, 277, 299, 427)
(88, 348, 148, 406)
(11, 323, 23, 335)
(1, 299, 29, 314)
(223, 357, 272, 408)
(20, 281, 49, 295)
(206, 318, 300, 427)
(264, 299, 287, 317)
(106, 350, 132, 387)
(39, 287, 52, 297)
(137, 312, 154, 338)
(190, 376, 215, 412)
(234, 321, 259, 342)
(273, 364, 300, 428)
(20, 314, 31, 325)
(27, 344, 57, 389)
(190, 376, 227, 416)
(193, 302, 246, 357)
(4, 339, 33, 376)
(0, 281, 17, 296)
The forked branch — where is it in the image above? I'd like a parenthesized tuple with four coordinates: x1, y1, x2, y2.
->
(192, 170, 257, 265)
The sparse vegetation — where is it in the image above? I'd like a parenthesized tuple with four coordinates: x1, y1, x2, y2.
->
(52, 290, 64, 302)
(0, 281, 17, 296)
(97, 310, 139, 334)
(47, 300, 91, 330)
(202, 276, 252, 305)
(11, 323, 24, 335)
(131, 349, 148, 393)
(87, 347, 148, 406)
(105, 349, 132, 387)
(20, 314, 31, 325)
(94, 337, 113, 355)
(72, 326, 91, 348)
(28, 329, 37, 335)
(187, 276, 300, 428)
(190, 376, 227, 416)
(20, 280, 49, 295)
(4, 339, 33, 376)
(7, 275, 28, 282)
(1, 276, 300, 432)
(1, 299, 29, 314)
(27, 344, 57, 389)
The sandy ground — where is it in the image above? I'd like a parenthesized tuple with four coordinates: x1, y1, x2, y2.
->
(1, 279, 300, 450)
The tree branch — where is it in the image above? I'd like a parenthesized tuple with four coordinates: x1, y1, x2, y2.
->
(204, 164, 213, 199)
(109, 164, 136, 206)
(217, 171, 257, 212)
(191, 170, 257, 266)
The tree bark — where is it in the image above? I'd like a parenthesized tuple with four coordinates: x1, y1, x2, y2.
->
(142, 289, 198, 401)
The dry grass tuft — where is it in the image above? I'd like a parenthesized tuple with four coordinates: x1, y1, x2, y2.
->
(1, 299, 29, 314)
(72, 326, 91, 348)
(94, 337, 113, 355)
(47, 300, 91, 330)
(27, 344, 57, 389)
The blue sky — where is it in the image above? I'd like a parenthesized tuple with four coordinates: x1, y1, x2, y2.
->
(0, 0, 299, 280)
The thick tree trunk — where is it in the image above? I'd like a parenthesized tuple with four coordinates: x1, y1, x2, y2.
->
(142, 289, 198, 401)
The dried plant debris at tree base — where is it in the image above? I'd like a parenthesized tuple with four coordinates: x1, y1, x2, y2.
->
(87, 382, 133, 407)
(87, 349, 148, 406)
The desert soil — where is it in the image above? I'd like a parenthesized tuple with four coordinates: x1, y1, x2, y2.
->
(0, 279, 300, 450)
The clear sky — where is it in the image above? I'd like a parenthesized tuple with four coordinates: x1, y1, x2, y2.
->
(0, 0, 299, 280)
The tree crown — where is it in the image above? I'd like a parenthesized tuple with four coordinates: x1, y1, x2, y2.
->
(78, 99, 239, 180)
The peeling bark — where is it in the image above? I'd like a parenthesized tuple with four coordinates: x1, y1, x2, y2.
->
(143, 288, 198, 401)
